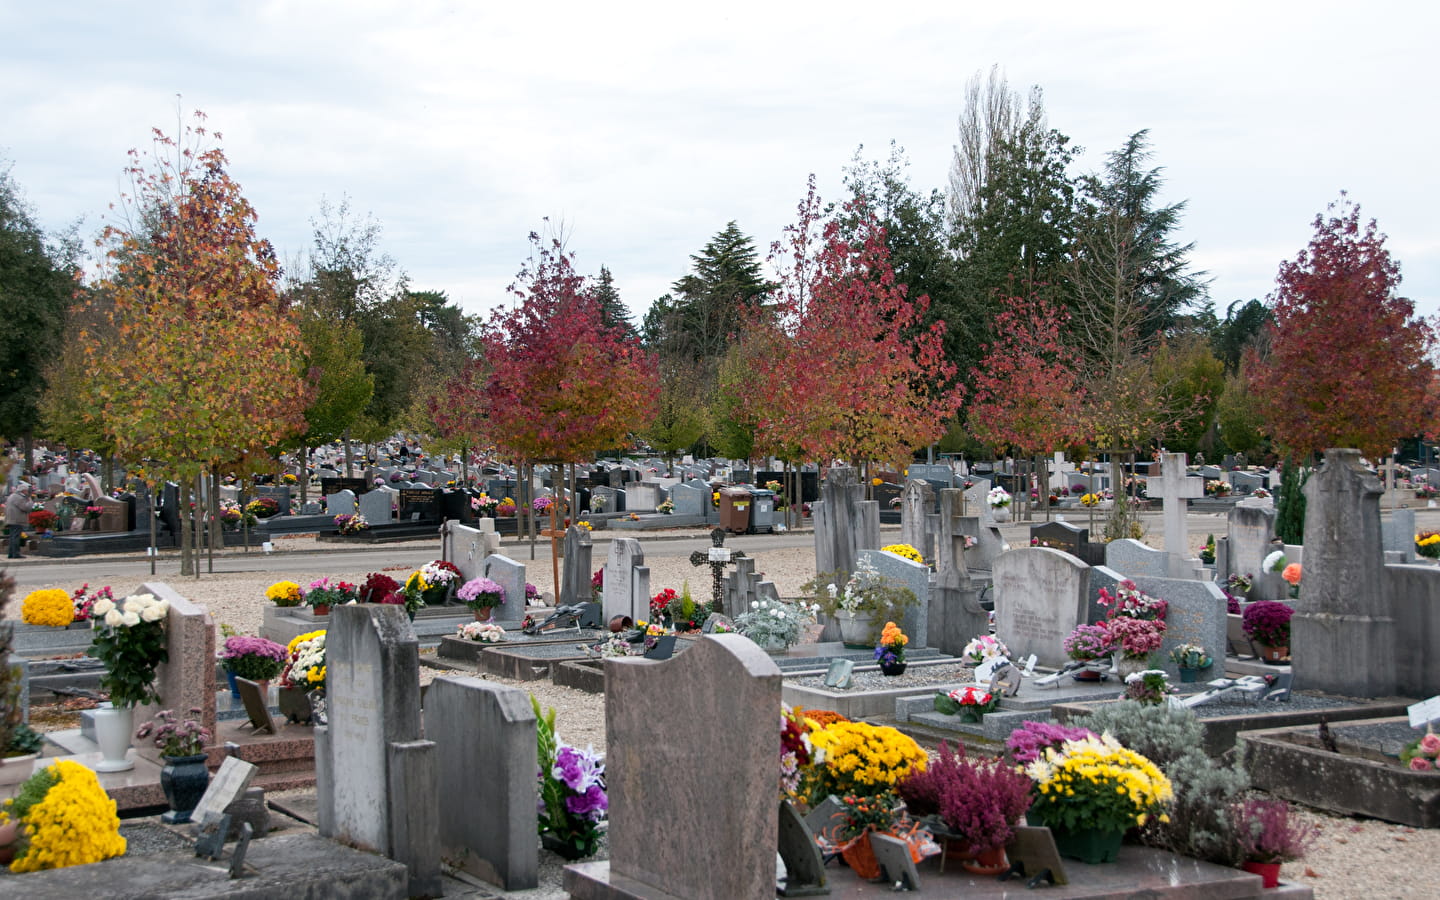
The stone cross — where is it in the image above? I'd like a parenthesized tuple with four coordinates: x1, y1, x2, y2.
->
(1147, 452, 1204, 577)
(690, 528, 745, 614)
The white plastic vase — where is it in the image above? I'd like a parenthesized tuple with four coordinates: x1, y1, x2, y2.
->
(93, 705, 135, 773)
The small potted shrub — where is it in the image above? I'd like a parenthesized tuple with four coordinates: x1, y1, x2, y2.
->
(266, 580, 303, 608)
(457, 577, 505, 621)
(1242, 601, 1293, 662)
(135, 708, 212, 824)
(220, 635, 288, 697)
(897, 741, 1031, 874)
(303, 578, 349, 616)
(873, 621, 908, 676)
(1169, 643, 1214, 681)
(1232, 797, 1315, 888)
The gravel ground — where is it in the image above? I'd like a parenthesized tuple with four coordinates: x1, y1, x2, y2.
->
(12, 522, 1440, 898)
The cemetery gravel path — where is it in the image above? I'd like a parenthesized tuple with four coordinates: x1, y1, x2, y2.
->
(10, 516, 1440, 897)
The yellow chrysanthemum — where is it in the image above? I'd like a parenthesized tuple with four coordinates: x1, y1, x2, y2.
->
(5, 759, 126, 872)
(21, 589, 74, 628)
(807, 721, 926, 797)
(266, 581, 303, 605)
(880, 544, 924, 564)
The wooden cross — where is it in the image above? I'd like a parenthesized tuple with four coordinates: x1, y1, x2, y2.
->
(540, 503, 565, 607)
(690, 528, 745, 614)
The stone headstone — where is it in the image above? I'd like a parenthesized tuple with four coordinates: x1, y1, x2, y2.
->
(602, 538, 645, 622)
(358, 488, 393, 525)
(907, 464, 953, 487)
(483, 554, 527, 622)
(625, 482, 660, 512)
(397, 487, 442, 523)
(812, 467, 879, 580)
(1145, 452, 1205, 576)
(569, 635, 780, 899)
(318, 604, 435, 892)
(1130, 574, 1228, 679)
(670, 483, 707, 517)
(133, 583, 216, 746)
(325, 489, 358, 516)
(931, 491, 990, 656)
(560, 526, 595, 607)
(856, 547, 929, 648)
(1225, 505, 1284, 601)
(776, 800, 828, 897)
(1030, 520, 1101, 566)
(1383, 507, 1417, 564)
(425, 677, 538, 890)
(190, 757, 259, 830)
(1230, 471, 1263, 494)
(224, 787, 270, 841)
(1293, 449, 1393, 697)
(1085, 565, 1127, 625)
(445, 522, 501, 584)
(93, 496, 128, 533)
(900, 479, 935, 561)
(1104, 539, 1172, 580)
(993, 547, 1090, 668)
(235, 678, 276, 735)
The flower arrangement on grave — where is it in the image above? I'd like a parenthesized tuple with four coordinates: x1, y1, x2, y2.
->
(1417, 531, 1440, 559)
(935, 685, 998, 721)
(391, 574, 429, 617)
(417, 560, 462, 604)
(21, 589, 74, 628)
(26, 508, 56, 533)
(1105, 616, 1165, 661)
(961, 633, 1010, 666)
(470, 493, 499, 518)
(1004, 720, 1096, 765)
(244, 497, 280, 519)
(221, 635, 288, 682)
(281, 473, 298, 485)
(1200, 534, 1216, 564)
(333, 513, 368, 535)
(590, 568, 604, 598)
(656, 498, 674, 514)
(780, 705, 814, 799)
(525, 583, 540, 603)
(987, 486, 1011, 509)
(590, 493, 606, 512)
(806, 720, 927, 800)
(573, 519, 593, 532)
(1124, 670, 1175, 706)
(0, 759, 127, 872)
(494, 497, 517, 516)
(735, 598, 817, 651)
(457, 577, 504, 611)
(896, 741, 1032, 857)
(1281, 563, 1302, 598)
(87, 592, 169, 709)
(266, 580, 303, 607)
(1169, 643, 1213, 671)
(1080, 492, 1101, 507)
(804, 559, 918, 643)
(134, 708, 211, 758)
(1063, 624, 1112, 662)
(280, 629, 326, 694)
(1253, 487, 1271, 499)
(1024, 733, 1173, 838)
(455, 622, 506, 643)
(649, 587, 678, 622)
(532, 495, 554, 514)
(1205, 479, 1231, 497)
(1097, 579, 1167, 621)
(1419, 483, 1438, 500)
(666, 583, 709, 632)
(1232, 798, 1315, 883)
(874, 621, 908, 668)
(1242, 601, 1293, 649)
(532, 697, 606, 860)
(301, 578, 347, 612)
(358, 572, 400, 605)
(880, 543, 924, 564)
(83, 504, 103, 521)
(1401, 732, 1440, 770)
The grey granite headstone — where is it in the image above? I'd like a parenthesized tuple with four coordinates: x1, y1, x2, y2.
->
(325, 489, 357, 516)
(1293, 449, 1394, 697)
(857, 547, 929, 648)
(560, 526, 595, 607)
(224, 786, 270, 840)
(670, 483, 707, 517)
(993, 547, 1090, 668)
(1225, 504, 1279, 598)
(191, 757, 259, 830)
(870, 831, 921, 891)
(320, 605, 425, 857)
(777, 800, 828, 897)
(1130, 574, 1228, 678)
(602, 538, 645, 623)
(568, 635, 780, 900)
(931, 490, 989, 656)
(1383, 507, 1417, 563)
(483, 554, 527, 622)
(425, 676, 538, 890)
(1145, 452, 1205, 576)
(358, 488, 392, 525)
(823, 658, 854, 689)
(1085, 565, 1127, 626)
(194, 811, 231, 860)
(1104, 539, 1171, 580)
(626, 482, 660, 512)
(899, 479, 935, 561)
(812, 467, 879, 581)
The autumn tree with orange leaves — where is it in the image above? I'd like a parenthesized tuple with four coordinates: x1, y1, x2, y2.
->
(83, 112, 310, 575)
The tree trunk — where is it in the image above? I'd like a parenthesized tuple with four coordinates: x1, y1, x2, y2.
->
(299, 443, 308, 507)
(180, 480, 193, 578)
(343, 430, 354, 478)
(148, 484, 157, 576)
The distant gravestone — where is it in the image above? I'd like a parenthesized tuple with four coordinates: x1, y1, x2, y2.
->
(1383, 507, 1417, 564)
(425, 677, 537, 890)
(899, 479, 935, 561)
(446, 522, 500, 584)
(602, 538, 646, 623)
(559, 525, 595, 607)
(1226, 505, 1283, 601)
(626, 482, 661, 512)
(93, 496, 128, 533)
(1130, 574, 1228, 679)
(483, 554, 527, 621)
(357, 488, 393, 525)
(397, 487, 442, 523)
(568, 635, 780, 899)
(1104, 539, 1172, 580)
(670, 483, 707, 517)
(856, 547, 929, 648)
(1230, 471, 1263, 494)
(1145, 453, 1205, 577)
(325, 489, 358, 517)
(812, 467, 879, 581)
(317, 605, 439, 897)
(907, 464, 954, 487)
(1030, 520, 1102, 566)
(993, 548, 1090, 668)
(320, 477, 368, 496)
(931, 490, 989, 656)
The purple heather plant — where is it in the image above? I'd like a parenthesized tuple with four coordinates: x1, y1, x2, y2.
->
(1005, 720, 1096, 765)
(1233, 798, 1316, 863)
(1242, 601, 1294, 647)
(898, 741, 1031, 854)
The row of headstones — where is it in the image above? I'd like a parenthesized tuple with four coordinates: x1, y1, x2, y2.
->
(317, 602, 784, 898)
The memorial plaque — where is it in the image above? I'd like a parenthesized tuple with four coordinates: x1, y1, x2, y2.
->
(1004, 825, 1068, 886)
(823, 658, 854, 689)
(398, 488, 442, 522)
(236, 678, 276, 735)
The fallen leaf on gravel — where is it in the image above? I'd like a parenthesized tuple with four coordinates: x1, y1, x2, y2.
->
(1304, 868, 1319, 878)
(1395, 836, 1408, 842)
(1349, 825, 1364, 833)
(1336, 838, 1347, 844)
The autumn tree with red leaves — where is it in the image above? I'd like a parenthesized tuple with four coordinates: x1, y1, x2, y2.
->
(1248, 196, 1437, 460)
(745, 178, 961, 473)
(478, 233, 658, 510)
(85, 112, 310, 575)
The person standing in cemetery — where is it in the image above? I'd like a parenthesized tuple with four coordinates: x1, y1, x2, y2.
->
(5, 482, 31, 558)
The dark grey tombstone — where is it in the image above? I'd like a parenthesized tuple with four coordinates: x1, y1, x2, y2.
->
(802, 795, 845, 838)
(931, 489, 989, 656)
(776, 800, 828, 897)
(576, 601, 605, 629)
(644, 635, 678, 660)
(235, 678, 276, 735)
(228, 822, 254, 879)
(398, 487, 442, 522)
(194, 811, 231, 860)
(560, 526, 595, 607)
(1030, 520, 1102, 566)
(224, 787, 270, 840)
(869, 832, 920, 890)
(1293, 449, 1394, 697)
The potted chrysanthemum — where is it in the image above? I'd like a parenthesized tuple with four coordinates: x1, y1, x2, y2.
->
(457, 577, 505, 621)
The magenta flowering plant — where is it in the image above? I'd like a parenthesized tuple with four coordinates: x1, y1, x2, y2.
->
(1005, 720, 1096, 765)
(457, 577, 505, 610)
(525, 583, 541, 602)
(135, 707, 211, 758)
(1097, 580, 1167, 621)
(1106, 616, 1165, 659)
(1232, 798, 1316, 863)
(221, 635, 289, 680)
(1063, 624, 1112, 661)
(1242, 601, 1293, 647)
(533, 696, 606, 859)
(896, 741, 1032, 854)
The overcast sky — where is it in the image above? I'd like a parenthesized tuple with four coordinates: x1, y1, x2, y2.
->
(6, 2, 1438, 324)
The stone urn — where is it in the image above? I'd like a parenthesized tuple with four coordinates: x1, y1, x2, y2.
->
(835, 610, 876, 648)
(159, 753, 211, 824)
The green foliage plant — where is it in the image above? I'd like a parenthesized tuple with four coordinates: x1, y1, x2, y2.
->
(1275, 460, 1307, 545)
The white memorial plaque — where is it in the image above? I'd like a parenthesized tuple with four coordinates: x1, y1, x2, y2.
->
(974, 656, 1005, 685)
(1408, 695, 1440, 729)
(708, 547, 731, 563)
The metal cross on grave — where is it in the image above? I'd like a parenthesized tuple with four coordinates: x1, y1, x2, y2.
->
(690, 528, 746, 615)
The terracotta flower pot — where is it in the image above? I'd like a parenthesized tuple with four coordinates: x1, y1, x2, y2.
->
(312, 603, 330, 617)
(1072, 667, 1103, 681)
(473, 606, 493, 622)
(1242, 860, 1282, 888)
(961, 844, 1009, 876)
(1256, 642, 1289, 663)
